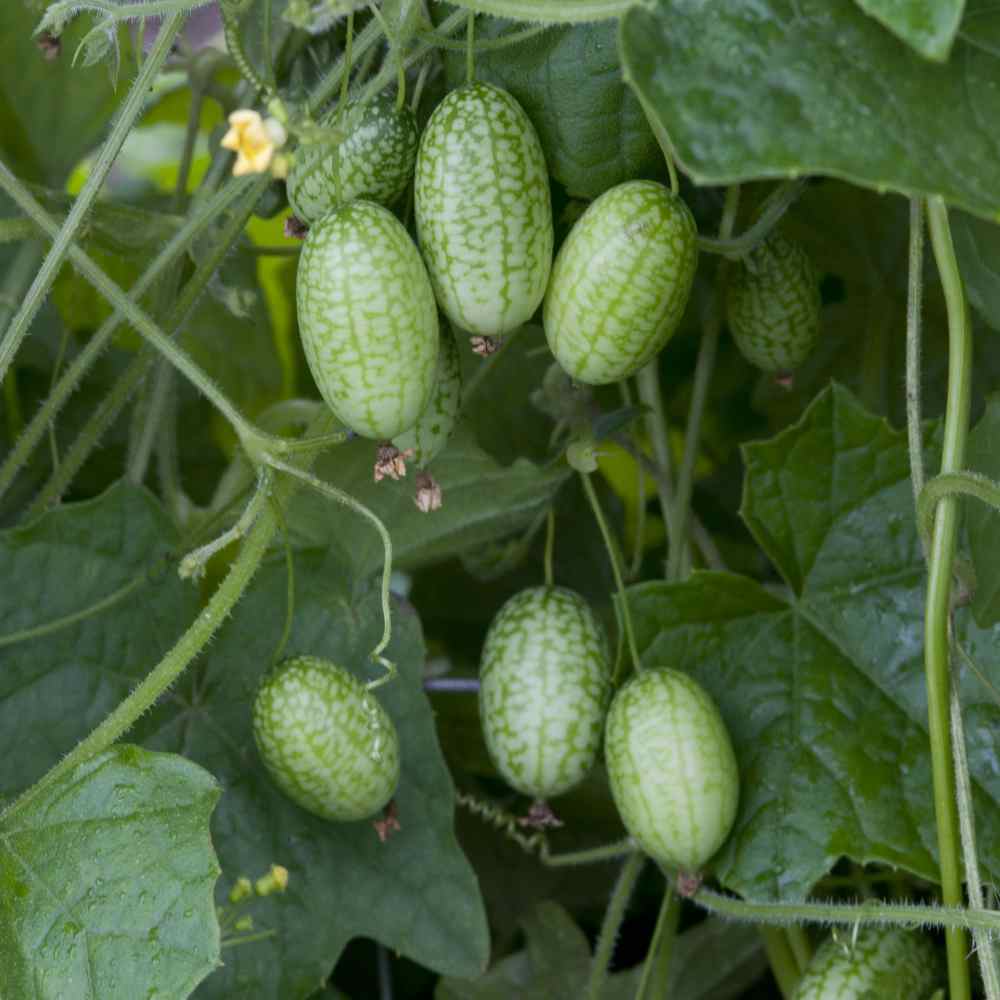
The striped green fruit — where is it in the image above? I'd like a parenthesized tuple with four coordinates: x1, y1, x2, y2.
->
(287, 94, 419, 224)
(543, 180, 698, 385)
(392, 326, 462, 468)
(479, 586, 611, 799)
(605, 667, 738, 872)
(296, 199, 439, 440)
(414, 82, 553, 337)
(252, 655, 400, 821)
(793, 927, 941, 1000)
(726, 233, 820, 373)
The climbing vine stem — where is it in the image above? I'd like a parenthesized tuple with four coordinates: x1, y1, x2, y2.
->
(924, 195, 973, 1000)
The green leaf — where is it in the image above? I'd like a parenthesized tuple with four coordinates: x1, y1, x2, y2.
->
(619, 0, 1000, 219)
(440, 0, 630, 22)
(0, 483, 197, 794)
(137, 552, 489, 997)
(285, 428, 568, 578)
(626, 385, 1000, 899)
(436, 901, 766, 1000)
(0, 745, 221, 1000)
(0, 3, 121, 184)
(445, 22, 660, 199)
(852, 0, 965, 61)
(967, 395, 1000, 626)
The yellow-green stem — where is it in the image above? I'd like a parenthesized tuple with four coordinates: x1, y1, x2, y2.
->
(923, 195, 973, 1000)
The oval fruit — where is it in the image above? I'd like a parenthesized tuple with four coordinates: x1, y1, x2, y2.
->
(252, 655, 400, 821)
(479, 586, 611, 799)
(296, 199, 439, 439)
(543, 180, 698, 385)
(392, 326, 462, 468)
(415, 82, 553, 336)
(287, 94, 419, 224)
(726, 233, 820, 373)
(605, 667, 738, 872)
(793, 927, 941, 1000)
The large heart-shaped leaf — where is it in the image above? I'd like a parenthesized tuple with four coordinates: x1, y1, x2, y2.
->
(626, 385, 1000, 899)
(620, 0, 1000, 219)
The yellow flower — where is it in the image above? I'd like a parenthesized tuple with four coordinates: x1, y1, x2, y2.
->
(221, 110, 287, 177)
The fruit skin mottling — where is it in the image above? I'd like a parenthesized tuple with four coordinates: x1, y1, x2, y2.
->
(392, 325, 462, 468)
(252, 655, 400, 822)
(605, 667, 738, 872)
(726, 233, 820, 373)
(543, 180, 698, 385)
(287, 94, 419, 225)
(415, 82, 553, 337)
(479, 586, 611, 799)
(296, 199, 439, 440)
(792, 927, 941, 999)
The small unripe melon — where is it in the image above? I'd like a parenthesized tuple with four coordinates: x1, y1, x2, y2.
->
(479, 586, 611, 799)
(605, 667, 738, 872)
(252, 655, 400, 821)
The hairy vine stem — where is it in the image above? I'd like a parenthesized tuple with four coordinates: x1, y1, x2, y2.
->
(924, 196, 974, 1000)
(697, 178, 809, 258)
(0, 13, 186, 387)
(586, 852, 645, 1000)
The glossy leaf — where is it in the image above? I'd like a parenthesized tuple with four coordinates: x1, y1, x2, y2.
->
(627, 385, 1000, 899)
(853, 0, 964, 61)
(136, 552, 489, 997)
(445, 21, 660, 199)
(620, 0, 1000, 219)
(0, 745, 221, 999)
(952, 209, 1000, 332)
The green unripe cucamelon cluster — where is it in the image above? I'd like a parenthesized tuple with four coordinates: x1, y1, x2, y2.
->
(252, 655, 400, 822)
(287, 94, 419, 224)
(726, 232, 820, 373)
(792, 927, 941, 999)
(415, 82, 554, 337)
(479, 586, 611, 799)
(296, 200, 439, 440)
(605, 667, 738, 872)
(544, 180, 698, 385)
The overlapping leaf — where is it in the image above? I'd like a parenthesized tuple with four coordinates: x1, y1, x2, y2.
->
(626, 385, 1000, 899)
(620, 0, 1000, 219)
(0, 746, 221, 1000)
(853, 0, 965, 61)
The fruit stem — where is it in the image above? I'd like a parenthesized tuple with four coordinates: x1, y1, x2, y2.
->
(634, 883, 680, 999)
(924, 195, 973, 1000)
(580, 471, 642, 679)
(666, 184, 740, 582)
(543, 508, 556, 586)
(0, 13, 186, 390)
(261, 455, 397, 690)
(759, 928, 799, 999)
(366, 2, 406, 111)
(585, 851, 645, 1000)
